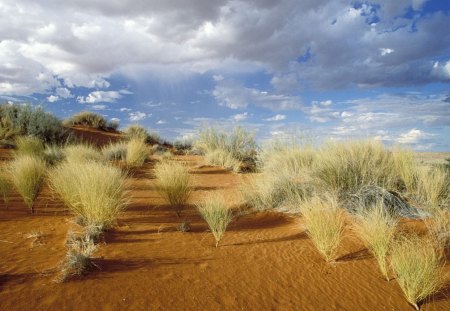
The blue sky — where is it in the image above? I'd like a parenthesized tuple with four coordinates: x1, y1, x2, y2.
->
(1, 0, 449, 150)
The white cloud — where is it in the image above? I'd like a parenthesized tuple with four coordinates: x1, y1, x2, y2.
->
(156, 120, 166, 124)
(47, 95, 59, 102)
(120, 107, 132, 112)
(55, 87, 72, 98)
(380, 48, 394, 56)
(129, 111, 148, 121)
(91, 104, 107, 110)
(397, 128, 434, 144)
(77, 90, 124, 104)
(232, 112, 248, 122)
(265, 114, 286, 122)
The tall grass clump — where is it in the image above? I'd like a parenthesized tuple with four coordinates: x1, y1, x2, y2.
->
(392, 148, 418, 193)
(194, 126, 257, 172)
(353, 200, 398, 280)
(43, 145, 66, 165)
(197, 193, 233, 247)
(9, 155, 46, 213)
(124, 124, 160, 144)
(416, 166, 449, 208)
(64, 144, 103, 163)
(314, 140, 400, 196)
(63, 111, 107, 130)
(126, 138, 150, 167)
(425, 208, 450, 249)
(390, 235, 446, 310)
(14, 136, 45, 158)
(301, 195, 345, 262)
(153, 161, 191, 216)
(0, 103, 69, 144)
(205, 148, 242, 172)
(49, 161, 128, 229)
(0, 172, 11, 207)
(102, 141, 128, 161)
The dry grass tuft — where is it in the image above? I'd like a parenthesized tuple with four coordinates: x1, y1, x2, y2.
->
(9, 155, 46, 213)
(301, 194, 345, 262)
(353, 200, 398, 280)
(126, 138, 150, 167)
(0, 172, 12, 207)
(102, 141, 127, 161)
(197, 193, 233, 247)
(416, 166, 449, 208)
(49, 161, 128, 228)
(64, 144, 104, 163)
(154, 161, 191, 216)
(390, 234, 447, 310)
(14, 136, 44, 158)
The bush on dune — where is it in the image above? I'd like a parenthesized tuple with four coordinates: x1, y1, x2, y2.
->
(153, 161, 191, 216)
(102, 141, 128, 161)
(126, 138, 151, 167)
(9, 155, 47, 213)
(124, 124, 160, 144)
(63, 111, 108, 130)
(49, 161, 128, 229)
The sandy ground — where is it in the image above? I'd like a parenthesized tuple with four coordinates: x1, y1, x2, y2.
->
(0, 129, 449, 311)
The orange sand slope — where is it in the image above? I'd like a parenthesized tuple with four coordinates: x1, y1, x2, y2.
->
(0, 128, 448, 311)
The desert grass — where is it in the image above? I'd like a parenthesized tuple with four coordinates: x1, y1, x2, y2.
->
(14, 136, 44, 158)
(124, 124, 160, 144)
(205, 148, 242, 172)
(390, 234, 447, 310)
(0, 172, 11, 207)
(425, 208, 450, 249)
(197, 193, 233, 247)
(154, 161, 191, 216)
(58, 231, 97, 282)
(9, 155, 46, 213)
(49, 161, 128, 228)
(314, 140, 400, 196)
(64, 144, 104, 163)
(102, 141, 127, 161)
(301, 195, 345, 262)
(194, 126, 257, 172)
(63, 111, 107, 130)
(126, 138, 150, 167)
(43, 144, 65, 165)
(392, 148, 418, 193)
(416, 166, 449, 208)
(353, 200, 398, 280)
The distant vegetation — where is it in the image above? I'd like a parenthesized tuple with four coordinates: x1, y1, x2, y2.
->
(63, 111, 119, 131)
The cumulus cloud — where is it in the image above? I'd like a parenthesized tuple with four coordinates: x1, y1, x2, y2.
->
(1, 0, 448, 96)
(77, 90, 126, 104)
(265, 114, 286, 121)
(213, 79, 302, 110)
(47, 95, 59, 102)
(128, 111, 148, 121)
(232, 112, 248, 122)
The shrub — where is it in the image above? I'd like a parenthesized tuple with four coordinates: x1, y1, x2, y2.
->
(205, 148, 242, 172)
(43, 145, 66, 165)
(102, 142, 128, 161)
(49, 161, 128, 228)
(0, 103, 68, 144)
(9, 155, 46, 213)
(416, 166, 449, 208)
(154, 161, 191, 216)
(59, 231, 97, 282)
(353, 200, 398, 280)
(197, 193, 233, 247)
(124, 124, 160, 144)
(0, 172, 11, 207)
(194, 126, 257, 172)
(63, 111, 107, 129)
(301, 195, 345, 262)
(14, 136, 45, 158)
(126, 138, 150, 167)
(314, 140, 401, 196)
(64, 144, 103, 163)
(106, 119, 120, 131)
(390, 235, 446, 310)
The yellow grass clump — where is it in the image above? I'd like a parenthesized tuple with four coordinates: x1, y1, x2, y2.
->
(14, 136, 45, 158)
(353, 201, 398, 280)
(64, 144, 104, 163)
(416, 166, 449, 208)
(390, 235, 447, 310)
(154, 161, 191, 216)
(205, 148, 242, 173)
(49, 161, 128, 229)
(9, 155, 46, 213)
(0, 172, 12, 207)
(197, 193, 233, 247)
(126, 138, 150, 167)
(301, 195, 345, 262)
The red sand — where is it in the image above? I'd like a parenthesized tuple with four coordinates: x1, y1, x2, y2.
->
(0, 129, 448, 311)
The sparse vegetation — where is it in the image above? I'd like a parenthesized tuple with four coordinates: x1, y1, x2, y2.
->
(194, 126, 257, 172)
(197, 193, 233, 247)
(301, 195, 345, 262)
(390, 234, 446, 310)
(49, 161, 128, 228)
(0, 103, 69, 144)
(43, 144, 66, 165)
(63, 111, 107, 130)
(124, 124, 160, 144)
(353, 200, 398, 280)
(102, 141, 128, 161)
(14, 136, 45, 158)
(64, 144, 104, 163)
(126, 138, 150, 167)
(9, 155, 46, 213)
(416, 166, 450, 208)
(154, 161, 191, 216)
(0, 172, 11, 207)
